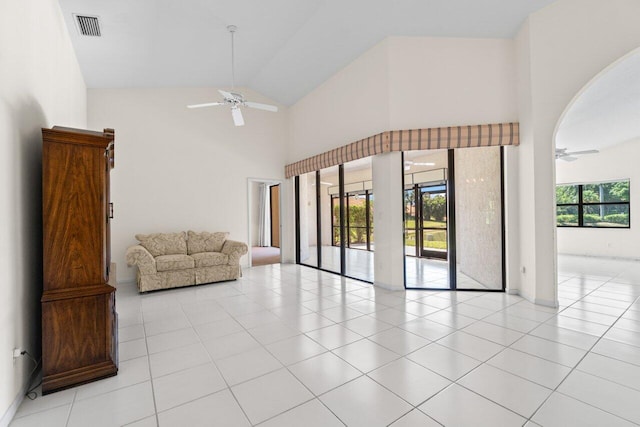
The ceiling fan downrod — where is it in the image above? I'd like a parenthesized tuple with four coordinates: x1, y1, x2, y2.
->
(186, 24, 278, 126)
(227, 25, 237, 90)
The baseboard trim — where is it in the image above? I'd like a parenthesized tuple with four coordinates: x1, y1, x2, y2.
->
(558, 253, 640, 262)
(0, 363, 42, 427)
(503, 288, 558, 308)
(373, 281, 404, 291)
(534, 297, 559, 308)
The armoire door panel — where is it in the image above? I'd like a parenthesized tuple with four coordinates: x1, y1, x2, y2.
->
(42, 294, 109, 374)
(43, 144, 107, 289)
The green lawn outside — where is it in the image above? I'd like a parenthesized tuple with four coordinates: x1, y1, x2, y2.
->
(405, 219, 446, 229)
(405, 229, 447, 249)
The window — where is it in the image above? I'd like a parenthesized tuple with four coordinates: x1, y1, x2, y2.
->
(331, 190, 374, 251)
(556, 180, 630, 228)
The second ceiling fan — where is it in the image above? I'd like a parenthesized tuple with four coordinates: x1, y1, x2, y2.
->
(555, 147, 599, 162)
(187, 25, 278, 126)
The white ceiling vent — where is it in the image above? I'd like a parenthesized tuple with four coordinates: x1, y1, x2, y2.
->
(74, 14, 101, 37)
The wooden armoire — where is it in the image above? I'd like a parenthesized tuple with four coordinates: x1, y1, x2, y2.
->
(41, 126, 118, 394)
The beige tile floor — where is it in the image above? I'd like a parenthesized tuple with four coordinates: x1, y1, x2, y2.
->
(10, 255, 640, 426)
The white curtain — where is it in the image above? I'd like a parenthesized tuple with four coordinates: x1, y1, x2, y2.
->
(258, 183, 271, 247)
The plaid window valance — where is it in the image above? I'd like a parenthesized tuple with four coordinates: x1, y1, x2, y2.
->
(285, 122, 518, 178)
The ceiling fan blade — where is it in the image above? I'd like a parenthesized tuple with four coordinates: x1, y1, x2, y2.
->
(218, 89, 238, 100)
(562, 156, 578, 162)
(245, 101, 278, 112)
(566, 149, 599, 156)
(231, 107, 244, 126)
(186, 102, 225, 109)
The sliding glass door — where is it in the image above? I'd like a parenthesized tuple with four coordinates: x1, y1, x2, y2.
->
(403, 147, 505, 291)
(295, 147, 504, 290)
(418, 185, 447, 260)
(454, 146, 503, 290)
(344, 158, 373, 282)
(320, 166, 341, 274)
(296, 158, 374, 283)
(404, 189, 417, 257)
(403, 150, 450, 289)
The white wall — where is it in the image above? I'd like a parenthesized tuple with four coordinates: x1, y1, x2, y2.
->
(289, 37, 518, 163)
(556, 139, 640, 258)
(0, 0, 87, 423)
(288, 40, 391, 161)
(513, 0, 640, 305)
(87, 87, 288, 283)
(387, 37, 517, 129)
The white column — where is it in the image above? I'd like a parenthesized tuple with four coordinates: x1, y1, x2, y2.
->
(510, 19, 558, 307)
(280, 178, 296, 264)
(372, 152, 405, 290)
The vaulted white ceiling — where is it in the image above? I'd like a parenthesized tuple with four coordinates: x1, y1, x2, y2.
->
(555, 47, 640, 152)
(58, 0, 557, 105)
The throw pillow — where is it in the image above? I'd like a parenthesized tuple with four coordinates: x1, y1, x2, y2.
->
(135, 232, 187, 256)
(187, 231, 229, 254)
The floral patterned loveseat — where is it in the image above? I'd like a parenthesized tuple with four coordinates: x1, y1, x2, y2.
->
(125, 231, 247, 292)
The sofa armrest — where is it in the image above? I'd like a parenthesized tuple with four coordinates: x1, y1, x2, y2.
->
(125, 245, 157, 275)
(221, 240, 248, 265)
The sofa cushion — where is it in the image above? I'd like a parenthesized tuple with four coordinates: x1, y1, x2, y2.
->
(155, 254, 195, 272)
(187, 231, 229, 254)
(135, 232, 187, 256)
(191, 252, 229, 267)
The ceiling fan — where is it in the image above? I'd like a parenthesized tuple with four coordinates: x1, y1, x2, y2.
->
(555, 147, 599, 162)
(187, 25, 278, 126)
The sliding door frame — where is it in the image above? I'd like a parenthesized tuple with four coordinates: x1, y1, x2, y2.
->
(294, 165, 373, 284)
(403, 147, 506, 292)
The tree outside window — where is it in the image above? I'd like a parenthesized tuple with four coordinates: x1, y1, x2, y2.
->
(556, 180, 629, 228)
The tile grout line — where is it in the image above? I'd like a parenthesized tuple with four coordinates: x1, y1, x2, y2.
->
(374, 275, 635, 424)
(63, 389, 77, 427)
(317, 293, 523, 423)
(254, 269, 375, 422)
(141, 303, 162, 427)
(215, 270, 431, 425)
(409, 312, 540, 423)
(179, 295, 254, 427)
(524, 276, 640, 425)
(232, 275, 360, 426)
